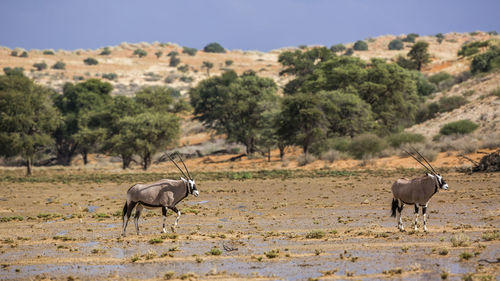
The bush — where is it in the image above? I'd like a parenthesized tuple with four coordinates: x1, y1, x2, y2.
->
(203, 42, 226, 53)
(353, 40, 368, 51)
(428, 72, 452, 85)
(416, 102, 440, 123)
(438, 96, 468, 112)
(43, 50, 55, 55)
(20, 51, 28, 58)
(440, 120, 479, 136)
(298, 153, 316, 166)
(33, 62, 47, 71)
(52, 61, 66, 70)
(320, 149, 348, 163)
(388, 39, 404, 50)
(225, 60, 233, 66)
(457, 40, 489, 57)
(133, 49, 147, 57)
(388, 132, 425, 148)
(3, 67, 24, 76)
(402, 33, 419, 43)
(180, 76, 193, 83)
(177, 65, 189, 73)
(154, 51, 163, 58)
(470, 47, 500, 74)
(10, 50, 18, 56)
(182, 47, 197, 56)
(100, 47, 111, 55)
(396, 56, 416, 70)
(169, 55, 180, 67)
(348, 134, 387, 159)
(102, 73, 118, 81)
(435, 33, 444, 44)
(330, 43, 346, 53)
(83, 58, 98, 65)
(343, 48, 354, 56)
(167, 51, 179, 57)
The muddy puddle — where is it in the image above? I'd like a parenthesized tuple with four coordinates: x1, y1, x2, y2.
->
(0, 172, 498, 280)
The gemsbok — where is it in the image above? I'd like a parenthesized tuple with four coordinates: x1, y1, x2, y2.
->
(122, 153, 199, 236)
(391, 148, 449, 232)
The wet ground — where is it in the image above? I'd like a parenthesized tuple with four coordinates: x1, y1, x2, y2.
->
(0, 171, 498, 280)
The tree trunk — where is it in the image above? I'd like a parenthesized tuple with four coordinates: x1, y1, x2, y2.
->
(278, 143, 285, 161)
(26, 158, 32, 176)
(267, 147, 271, 162)
(121, 154, 132, 169)
(142, 152, 151, 170)
(82, 149, 88, 165)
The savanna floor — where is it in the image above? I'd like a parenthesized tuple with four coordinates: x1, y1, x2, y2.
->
(0, 170, 498, 280)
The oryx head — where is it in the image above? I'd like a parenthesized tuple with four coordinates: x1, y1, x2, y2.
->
(405, 147, 449, 191)
(168, 152, 199, 197)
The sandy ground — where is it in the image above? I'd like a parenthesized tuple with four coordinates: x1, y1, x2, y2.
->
(0, 170, 498, 280)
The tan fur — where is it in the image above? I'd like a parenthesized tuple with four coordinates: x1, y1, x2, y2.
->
(126, 179, 188, 207)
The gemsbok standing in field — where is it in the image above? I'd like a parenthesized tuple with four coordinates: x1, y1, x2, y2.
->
(122, 153, 199, 236)
(391, 148, 449, 232)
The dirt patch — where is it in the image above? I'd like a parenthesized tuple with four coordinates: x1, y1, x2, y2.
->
(0, 171, 498, 280)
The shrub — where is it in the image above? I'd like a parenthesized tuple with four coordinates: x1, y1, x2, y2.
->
(416, 102, 440, 123)
(330, 43, 346, 53)
(154, 51, 163, 58)
(415, 73, 436, 96)
(207, 247, 221, 256)
(3, 67, 24, 76)
(482, 230, 499, 241)
(182, 47, 197, 56)
(177, 65, 189, 73)
(306, 230, 326, 239)
(436, 33, 444, 44)
(353, 40, 368, 51)
(440, 120, 479, 136)
(348, 134, 387, 159)
(180, 76, 193, 83)
(33, 62, 48, 71)
(52, 61, 66, 70)
(102, 73, 118, 81)
(169, 55, 181, 67)
(388, 39, 404, 50)
(225, 60, 233, 66)
(458, 40, 489, 57)
(167, 51, 179, 57)
(20, 51, 28, 58)
(470, 47, 500, 74)
(298, 153, 316, 166)
(388, 132, 425, 148)
(203, 42, 226, 53)
(43, 49, 55, 55)
(428, 72, 452, 85)
(100, 47, 111, 55)
(343, 48, 354, 56)
(396, 56, 416, 70)
(133, 49, 147, 57)
(10, 50, 18, 56)
(439, 96, 468, 112)
(402, 33, 419, 43)
(320, 149, 348, 163)
(83, 58, 98, 65)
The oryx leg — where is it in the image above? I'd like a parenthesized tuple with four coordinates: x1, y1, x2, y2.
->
(122, 201, 137, 236)
(169, 206, 181, 232)
(422, 204, 428, 232)
(414, 205, 419, 231)
(134, 204, 143, 235)
(396, 199, 405, 231)
(161, 206, 167, 233)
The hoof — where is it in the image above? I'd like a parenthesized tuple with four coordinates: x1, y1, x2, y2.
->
(161, 229, 167, 234)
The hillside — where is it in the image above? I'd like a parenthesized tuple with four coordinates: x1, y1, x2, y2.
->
(1, 31, 499, 171)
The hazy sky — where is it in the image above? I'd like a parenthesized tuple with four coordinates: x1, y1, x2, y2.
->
(1, 0, 499, 51)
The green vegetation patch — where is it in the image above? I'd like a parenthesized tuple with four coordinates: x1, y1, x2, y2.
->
(439, 120, 479, 136)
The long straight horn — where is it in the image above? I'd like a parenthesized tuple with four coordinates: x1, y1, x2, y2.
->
(403, 149, 433, 174)
(410, 146, 438, 175)
(174, 152, 192, 180)
(166, 153, 188, 179)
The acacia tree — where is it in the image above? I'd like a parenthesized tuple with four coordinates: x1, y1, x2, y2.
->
(278, 93, 325, 156)
(52, 79, 112, 165)
(190, 70, 278, 154)
(408, 41, 430, 71)
(0, 74, 61, 175)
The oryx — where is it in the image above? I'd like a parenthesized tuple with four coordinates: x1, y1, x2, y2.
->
(122, 153, 199, 236)
(391, 148, 449, 232)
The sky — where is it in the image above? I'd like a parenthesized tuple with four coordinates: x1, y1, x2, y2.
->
(1, 0, 499, 52)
